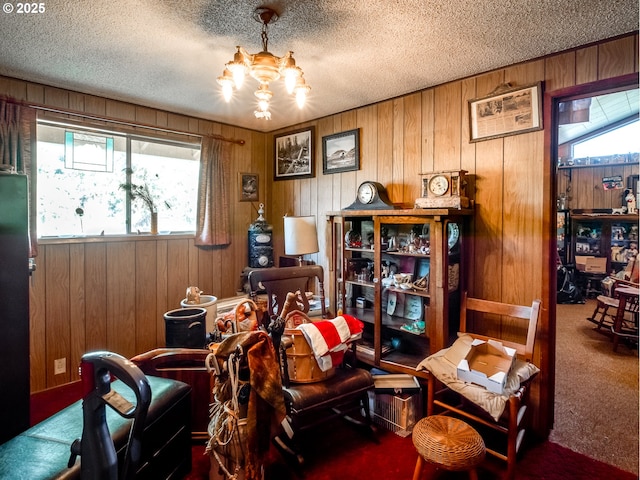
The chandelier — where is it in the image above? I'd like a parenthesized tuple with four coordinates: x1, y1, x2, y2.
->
(217, 7, 310, 120)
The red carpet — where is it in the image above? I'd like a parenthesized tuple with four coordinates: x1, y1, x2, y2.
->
(188, 420, 638, 480)
(31, 382, 637, 480)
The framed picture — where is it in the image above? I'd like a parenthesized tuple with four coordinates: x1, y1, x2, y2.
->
(274, 127, 315, 180)
(322, 128, 360, 174)
(469, 82, 543, 142)
(602, 175, 624, 190)
(239, 172, 259, 202)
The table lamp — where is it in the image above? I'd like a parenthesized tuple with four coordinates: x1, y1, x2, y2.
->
(284, 215, 319, 266)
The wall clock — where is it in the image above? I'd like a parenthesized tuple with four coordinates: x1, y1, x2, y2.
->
(344, 181, 395, 210)
(415, 170, 470, 209)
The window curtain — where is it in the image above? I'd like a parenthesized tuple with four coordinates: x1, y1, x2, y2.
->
(195, 135, 231, 246)
(0, 99, 37, 257)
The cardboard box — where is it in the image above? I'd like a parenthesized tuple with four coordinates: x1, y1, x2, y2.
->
(575, 255, 607, 273)
(456, 338, 516, 394)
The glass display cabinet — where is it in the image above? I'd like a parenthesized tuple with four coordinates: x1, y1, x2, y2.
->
(328, 208, 472, 378)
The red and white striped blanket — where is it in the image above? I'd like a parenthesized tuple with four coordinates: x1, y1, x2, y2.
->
(297, 314, 364, 372)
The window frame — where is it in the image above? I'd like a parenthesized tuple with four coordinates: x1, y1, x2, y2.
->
(36, 118, 201, 238)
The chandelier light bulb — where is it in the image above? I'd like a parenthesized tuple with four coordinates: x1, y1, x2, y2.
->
(222, 83, 233, 102)
(231, 69, 245, 89)
(254, 84, 273, 119)
(294, 77, 310, 109)
(258, 98, 270, 112)
(282, 53, 301, 94)
(227, 49, 247, 89)
(217, 68, 235, 102)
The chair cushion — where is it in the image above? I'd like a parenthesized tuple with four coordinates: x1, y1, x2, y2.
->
(283, 368, 373, 414)
(417, 334, 539, 421)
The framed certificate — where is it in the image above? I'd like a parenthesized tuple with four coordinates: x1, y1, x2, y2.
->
(404, 295, 423, 321)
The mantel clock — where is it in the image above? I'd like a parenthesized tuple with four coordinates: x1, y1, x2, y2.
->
(344, 181, 395, 210)
(415, 170, 470, 209)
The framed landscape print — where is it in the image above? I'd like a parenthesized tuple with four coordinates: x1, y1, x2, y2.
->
(274, 127, 315, 180)
(469, 82, 543, 142)
(322, 129, 360, 174)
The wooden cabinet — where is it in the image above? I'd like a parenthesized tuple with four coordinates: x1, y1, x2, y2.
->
(327, 209, 472, 378)
(571, 213, 639, 274)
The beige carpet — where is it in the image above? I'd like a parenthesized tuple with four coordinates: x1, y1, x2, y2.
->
(551, 299, 639, 474)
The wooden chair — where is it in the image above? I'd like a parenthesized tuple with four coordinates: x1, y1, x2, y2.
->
(249, 265, 328, 319)
(248, 266, 375, 465)
(130, 347, 212, 441)
(589, 276, 639, 338)
(610, 286, 639, 352)
(425, 292, 541, 480)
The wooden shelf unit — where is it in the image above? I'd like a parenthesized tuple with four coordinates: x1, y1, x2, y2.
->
(570, 213, 639, 274)
(328, 208, 472, 378)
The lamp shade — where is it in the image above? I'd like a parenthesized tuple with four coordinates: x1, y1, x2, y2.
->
(284, 216, 319, 258)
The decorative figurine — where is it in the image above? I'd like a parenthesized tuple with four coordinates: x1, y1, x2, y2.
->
(186, 286, 201, 304)
(625, 190, 637, 214)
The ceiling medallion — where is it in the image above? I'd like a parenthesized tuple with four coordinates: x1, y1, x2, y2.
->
(217, 7, 310, 120)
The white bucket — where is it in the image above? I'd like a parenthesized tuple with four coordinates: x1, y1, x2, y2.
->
(181, 294, 217, 334)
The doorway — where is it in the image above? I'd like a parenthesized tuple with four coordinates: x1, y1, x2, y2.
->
(546, 73, 639, 472)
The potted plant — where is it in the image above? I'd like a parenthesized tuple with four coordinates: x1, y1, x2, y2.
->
(119, 170, 170, 234)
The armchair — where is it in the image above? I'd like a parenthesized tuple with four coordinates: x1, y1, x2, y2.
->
(418, 292, 541, 480)
(248, 266, 375, 465)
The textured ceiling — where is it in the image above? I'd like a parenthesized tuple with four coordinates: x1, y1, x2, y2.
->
(0, 0, 637, 132)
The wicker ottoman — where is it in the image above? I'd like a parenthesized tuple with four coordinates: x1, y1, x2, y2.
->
(412, 415, 485, 480)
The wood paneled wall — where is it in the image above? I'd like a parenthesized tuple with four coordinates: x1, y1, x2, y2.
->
(266, 33, 638, 435)
(0, 75, 268, 391)
(0, 33, 636, 437)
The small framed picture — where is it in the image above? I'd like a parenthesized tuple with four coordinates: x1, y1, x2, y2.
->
(322, 129, 360, 175)
(239, 172, 259, 202)
(274, 127, 315, 180)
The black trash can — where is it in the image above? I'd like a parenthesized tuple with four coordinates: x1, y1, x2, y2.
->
(164, 307, 207, 348)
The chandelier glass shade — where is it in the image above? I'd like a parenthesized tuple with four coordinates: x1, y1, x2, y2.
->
(217, 8, 310, 120)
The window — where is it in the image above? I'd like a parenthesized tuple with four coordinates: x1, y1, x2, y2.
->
(557, 86, 639, 163)
(572, 121, 639, 158)
(36, 122, 200, 237)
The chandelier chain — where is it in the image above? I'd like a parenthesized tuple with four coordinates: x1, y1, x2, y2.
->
(261, 23, 269, 52)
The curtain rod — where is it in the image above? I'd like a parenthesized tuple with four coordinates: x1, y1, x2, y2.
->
(27, 103, 245, 145)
